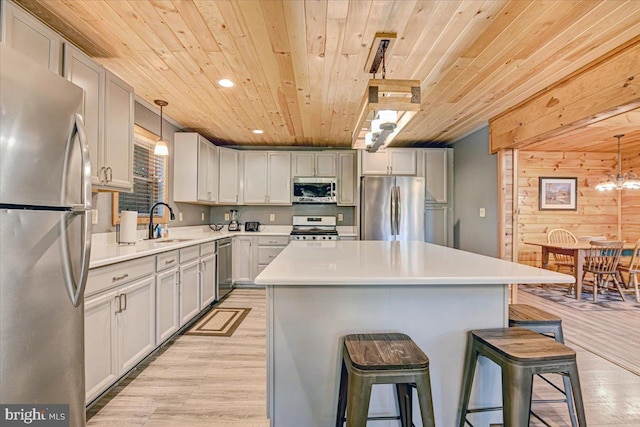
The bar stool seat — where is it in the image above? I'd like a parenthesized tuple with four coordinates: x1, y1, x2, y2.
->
(458, 327, 587, 427)
(336, 333, 435, 427)
(509, 304, 577, 427)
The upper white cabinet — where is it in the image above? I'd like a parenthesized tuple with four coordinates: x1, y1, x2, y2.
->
(424, 149, 449, 203)
(64, 44, 133, 191)
(292, 152, 336, 177)
(218, 147, 242, 204)
(174, 133, 218, 204)
(2, 1, 61, 74)
(243, 152, 291, 205)
(102, 71, 134, 191)
(361, 149, 417, 176)
(337, 152, 356, 206)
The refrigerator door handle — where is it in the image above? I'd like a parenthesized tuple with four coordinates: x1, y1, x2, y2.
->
(60, 114, 92, 307)
(395, 186, 401, 237)
(389, 186, 395, 235)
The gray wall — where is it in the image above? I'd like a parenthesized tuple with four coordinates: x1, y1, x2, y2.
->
(209, 205, 355, 226)
(451, 126, 499, 257)
(92, 101, 205, 233)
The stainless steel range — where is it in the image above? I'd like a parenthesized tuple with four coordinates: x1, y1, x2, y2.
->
(290, 215, 339, 241)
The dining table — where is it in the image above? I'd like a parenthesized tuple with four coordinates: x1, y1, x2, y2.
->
(525, 241, 636, 299)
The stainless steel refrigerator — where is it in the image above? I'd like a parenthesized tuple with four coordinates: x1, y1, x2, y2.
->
(360, 176, 425, 240)
(0, 45, 91, 426)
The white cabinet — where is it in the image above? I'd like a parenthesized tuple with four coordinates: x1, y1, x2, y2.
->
(200, 254, 216, 309)
(117, 277, 156, 374)
(425, 206, 450, 247)
(233, 236, 256, 284)
(292, 152, 336, 177)
(424, 149, 449, 203)
(174, 133, 218, 204)
(84, 275, 155, 403)
(84, 289, 118, 403)
(337, 152, 356, 206)
(179, 259, 200, 327)
(361, 149, 417, 176)
(63, 44, 105, 186)
(257, 236, 289, 275)
(2, 1, 61, 73)
(63, 45, 134, 191)
(156, 268, 179, 345)
(218, 147, 242, 204)
(243, 152, 291, 204)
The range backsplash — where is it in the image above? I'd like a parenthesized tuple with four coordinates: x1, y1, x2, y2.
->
(209, 204, 355, 226)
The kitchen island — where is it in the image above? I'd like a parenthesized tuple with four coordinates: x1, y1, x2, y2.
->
(254, 240, 574, 427)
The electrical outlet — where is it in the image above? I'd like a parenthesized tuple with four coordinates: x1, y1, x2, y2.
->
(337, 213, 344, 222)
(479, 208, 486, 218)
(91, 209, 99, 225)
(201, 212, 205, 221)
(224, 213, 230, 221)
(269, 213, 275, 222)
(179, 212, 183, 222)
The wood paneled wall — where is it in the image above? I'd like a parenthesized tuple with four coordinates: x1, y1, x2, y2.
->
(517, 151, 620, 267)
(622, 147, 640, 243)
(498, 150, 514, 262)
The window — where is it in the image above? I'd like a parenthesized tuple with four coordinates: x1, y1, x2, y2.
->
(112, 126, 168, 224)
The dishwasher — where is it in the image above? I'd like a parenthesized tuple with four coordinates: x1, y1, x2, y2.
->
(216, 238, 233, 300)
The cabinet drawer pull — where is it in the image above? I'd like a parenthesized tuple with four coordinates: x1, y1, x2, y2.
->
(164, 259, 175, 265)
(112, 273, 129, 282)
(268, 255, 275, 258)
(269, 240, 278, 244)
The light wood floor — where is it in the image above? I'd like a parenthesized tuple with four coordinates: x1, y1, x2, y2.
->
(87, 288, 640, 426)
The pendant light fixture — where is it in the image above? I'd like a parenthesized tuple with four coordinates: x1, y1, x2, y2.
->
(153, 99, 169, 156)
(595, 134, 640, 191)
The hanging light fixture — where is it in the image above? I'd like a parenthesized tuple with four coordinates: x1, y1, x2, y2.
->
(352, 33, 421, 152)
(595, 134, 640, 191)
(153, 99, 169, 156)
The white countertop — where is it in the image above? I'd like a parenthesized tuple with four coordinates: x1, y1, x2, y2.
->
(89, 225, 357, 269)
(254, 240, 575, 286)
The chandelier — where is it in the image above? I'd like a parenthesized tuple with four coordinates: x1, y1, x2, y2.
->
(352, 33, 421, 152)
(595, 134, 640, 191)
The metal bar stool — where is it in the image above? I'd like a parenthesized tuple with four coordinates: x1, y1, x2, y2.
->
(458, 327, 587, 427)
(509, 304, 577, 427)
(336, 333, 436, 427)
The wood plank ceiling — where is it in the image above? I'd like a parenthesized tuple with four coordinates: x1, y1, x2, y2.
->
(16, 0, 640, 148)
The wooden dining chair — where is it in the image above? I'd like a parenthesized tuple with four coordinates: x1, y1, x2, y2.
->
(547, 229, 578, 272)
(581, 241, 625, 302)
(617, 239, 640, 303)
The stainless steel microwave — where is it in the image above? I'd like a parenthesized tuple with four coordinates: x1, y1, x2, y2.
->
(292, 177, 337, 203)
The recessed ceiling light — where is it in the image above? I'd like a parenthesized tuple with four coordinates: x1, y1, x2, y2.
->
(218, 79, 234, 88)
(252, 129, 264, 134)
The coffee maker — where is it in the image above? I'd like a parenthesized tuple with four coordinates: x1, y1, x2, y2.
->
(228, 209, 240, 231)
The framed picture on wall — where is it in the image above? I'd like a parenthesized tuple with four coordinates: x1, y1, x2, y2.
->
(539, 177, 577, 210)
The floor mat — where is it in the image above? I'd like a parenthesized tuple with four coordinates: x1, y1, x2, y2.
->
(184, 307, 251, 337)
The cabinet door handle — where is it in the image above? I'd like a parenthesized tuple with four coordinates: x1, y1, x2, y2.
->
(175, 271, 180, 285)
(114, 295, 121, 314)
(99, 167, 106, 184)
(106, 166, 113, 182)
(112, 273, 129, 282)
(165, 259, 175, 265)
(120, 293, 127, 311)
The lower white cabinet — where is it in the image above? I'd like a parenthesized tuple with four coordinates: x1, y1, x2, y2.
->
(84, 276, 155, 403)
(179, 259, 201, 327)
(233, 236, 256, 284)
(200, 254, 216, 309)
(156, 268, 180, 345)
(425, 206, 450, 247)
(257, 236, 289, 276)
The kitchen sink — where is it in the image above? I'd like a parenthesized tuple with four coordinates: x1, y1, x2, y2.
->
(147, 238, 193, 244)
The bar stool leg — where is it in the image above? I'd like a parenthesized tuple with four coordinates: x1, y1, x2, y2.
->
(458, 336, 479, 427)
(335, 360, 348, 427)
(345, 372, 372, 427)
(551, 325, 578, 427)
(414, 372, 436, 427)
(567, 363, 587, 427)
(502, 364, 533, 427)
(395, 383, 412, 427)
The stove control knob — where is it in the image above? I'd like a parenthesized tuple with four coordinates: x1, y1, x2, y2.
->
(302, 236, 306, 240)
(312, 236, 316, 240)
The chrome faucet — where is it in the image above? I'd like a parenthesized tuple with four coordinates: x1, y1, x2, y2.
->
(148, 202, 175, 239)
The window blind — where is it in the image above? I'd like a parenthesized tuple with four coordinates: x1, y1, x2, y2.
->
(118, 131, 166, 218)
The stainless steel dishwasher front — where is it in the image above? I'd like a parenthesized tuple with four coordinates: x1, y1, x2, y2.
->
(216, 237, 233, 300)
